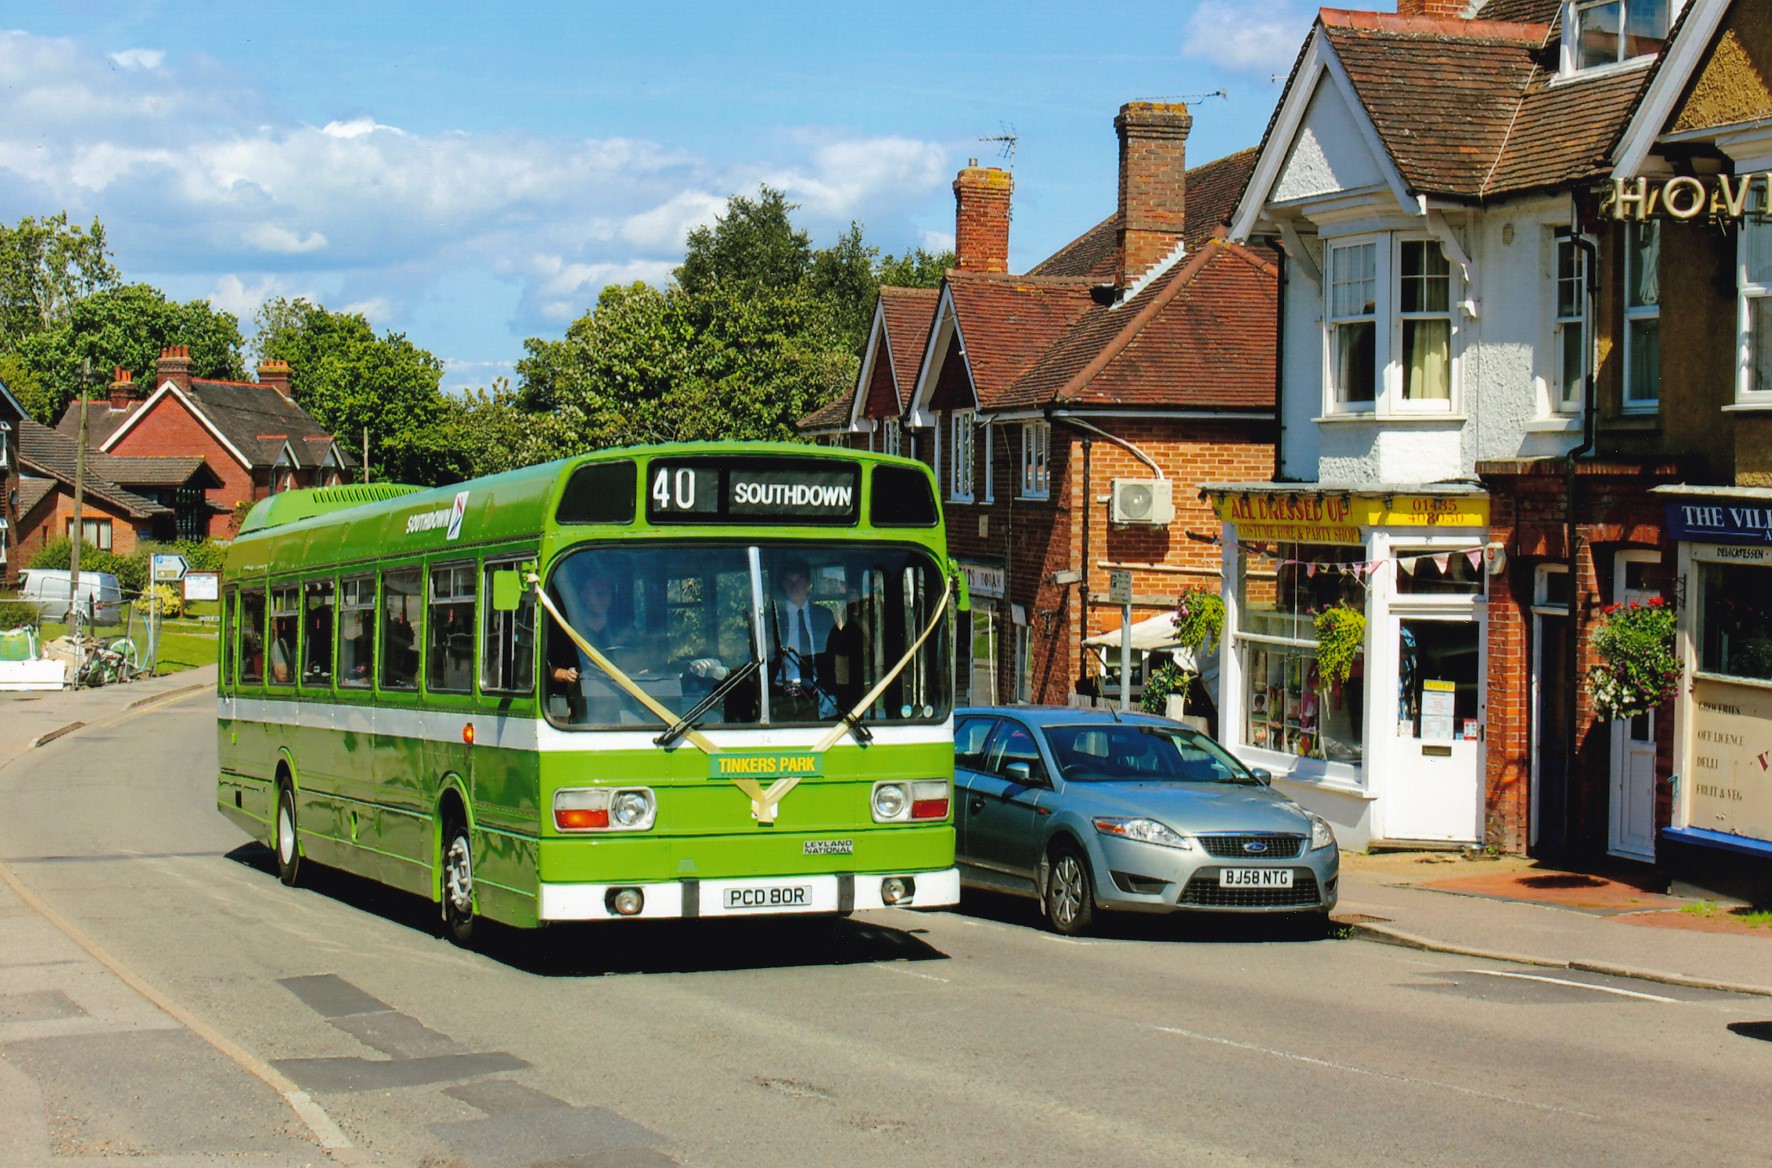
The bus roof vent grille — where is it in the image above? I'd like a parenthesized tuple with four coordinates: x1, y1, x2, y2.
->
(238, 483, 426, 533)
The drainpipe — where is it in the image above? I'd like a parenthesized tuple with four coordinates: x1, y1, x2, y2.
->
(1561, 234, 1600, 855)
(1273, 237, 1287, 480)
(1079, 436, 1093, 696)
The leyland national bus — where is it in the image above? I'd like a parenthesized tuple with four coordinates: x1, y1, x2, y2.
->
(216, 443, 964, 943)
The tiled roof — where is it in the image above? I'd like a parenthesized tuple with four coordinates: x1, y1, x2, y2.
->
(995, 241, 1278, 411)
(945, 275, 1098, 409)
(99, 456, 220, 489)
(1319, 8, 1651, 201)
(15, 477, 53, 517)
(879, 287, 940, 409)
(1474, 0, 1559, 24)
(60, 377, 348, 470)
(17, 419, 171, 518)
(796, 395, 852, 432)
(1028, 148, 1260, 279)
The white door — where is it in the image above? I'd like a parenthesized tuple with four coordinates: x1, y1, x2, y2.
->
(1607, 551, 1662, 861)
(1385, 613, 1485, 842)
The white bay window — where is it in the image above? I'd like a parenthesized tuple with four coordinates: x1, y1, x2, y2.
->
(1739, 208, 1772, 404)
(1623, 220, 1660, 413)
(1324, 234, 1459, 415)
(949, 409, 976, 503)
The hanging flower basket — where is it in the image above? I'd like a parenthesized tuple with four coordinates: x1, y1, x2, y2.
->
(1171, 587, 1225, 652)
(1586, 597, 1679, 720)
(1313, 604, 1365, 687)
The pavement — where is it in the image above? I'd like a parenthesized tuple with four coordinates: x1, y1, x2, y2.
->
(2, 665, 1768, 1009)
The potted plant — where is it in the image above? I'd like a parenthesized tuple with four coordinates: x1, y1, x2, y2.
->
(1150, 587, 1226, 721)
(1313, 604, 1366, 690)
(1587, 596, 1679, 720)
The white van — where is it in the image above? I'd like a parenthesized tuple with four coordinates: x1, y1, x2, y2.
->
(19, 569, 125, 627)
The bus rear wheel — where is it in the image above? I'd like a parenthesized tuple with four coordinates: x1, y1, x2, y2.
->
(442, 823, 477, 946)
(275, 785, 302, 887)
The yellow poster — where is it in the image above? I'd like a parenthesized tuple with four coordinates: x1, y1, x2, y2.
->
(1214, 493, 1487, 543)
(1687, 678, 1772, 843)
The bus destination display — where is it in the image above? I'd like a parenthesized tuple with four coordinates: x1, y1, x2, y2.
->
(647, 459, 860, 525)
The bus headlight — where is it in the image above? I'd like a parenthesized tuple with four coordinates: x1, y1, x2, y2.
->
(612, 790, 656, 829)
(553, 787, 656, 832)
(873, 780, 949, 822)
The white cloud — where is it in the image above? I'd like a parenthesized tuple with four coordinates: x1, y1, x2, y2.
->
(244, 224, 328, 254)
(620, 191, 727, 249)
(108, 47, 163, 70)
(207, 273, 312, 322)
(764, 136, 948, 219)
(922, 229, 955, 255)
(1180, 0, 1318, 73)
(339, 297, 395, 326)
(321, 117, 404, 140)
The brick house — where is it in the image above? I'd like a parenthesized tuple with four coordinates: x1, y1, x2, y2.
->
(803, 101, 1279, 713)
(0, 377, 24, 583)
(57, 348, 352, 538)
(1210, 0, 1752, 867)
(13, 418, 223, 562)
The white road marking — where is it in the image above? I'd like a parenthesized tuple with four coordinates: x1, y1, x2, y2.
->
(871, 962, 950, 984)
(1152, 1025, 1601, 1120)
(1461, 968, 1680, 1003)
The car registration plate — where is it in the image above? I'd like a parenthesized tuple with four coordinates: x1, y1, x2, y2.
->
(722, 884, 815, 910)
(1219, 868, 1293, 888)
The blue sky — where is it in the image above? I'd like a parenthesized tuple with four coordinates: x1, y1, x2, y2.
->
(2, 1, 1384, 392)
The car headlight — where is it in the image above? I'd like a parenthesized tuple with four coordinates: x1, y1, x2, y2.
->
(1093, 817, 1196, 850)
(1308, 813, 1336, 851)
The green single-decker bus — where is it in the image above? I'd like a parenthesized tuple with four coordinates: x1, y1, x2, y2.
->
(216, 442, 964, 942)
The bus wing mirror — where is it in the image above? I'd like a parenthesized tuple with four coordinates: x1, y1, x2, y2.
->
(491, 569, 525, 613)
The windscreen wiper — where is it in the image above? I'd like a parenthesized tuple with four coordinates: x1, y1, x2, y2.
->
(655, 659, 761, 749)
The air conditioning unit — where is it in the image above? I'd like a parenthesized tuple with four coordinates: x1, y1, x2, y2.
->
(1110, 478, 1174, 526)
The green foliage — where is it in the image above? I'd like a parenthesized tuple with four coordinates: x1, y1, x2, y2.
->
(134, 583, 183, 618)
(28, 537, 225, 598)
(877, 247, 954, 290)
(1140, 661, 1193, 716)
(15, 283, 245, 422)
(0, 599, 37, 629)
(1587, 597, 1679, 720)
(1171, 587, 1225, 651)
(675, 186, 812, 297)
(0, 213, 120, 350)
(1314, 604, 1366, 686)
(253, 297, 456, 485)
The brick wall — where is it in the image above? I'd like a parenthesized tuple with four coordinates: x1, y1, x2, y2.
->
(1479, 459, 1682, 858)
(953, 167, 1012, 275)
(1116, 102, 1191, 285)
(104, 396, 254, 537)
(18, 489, 145, 560)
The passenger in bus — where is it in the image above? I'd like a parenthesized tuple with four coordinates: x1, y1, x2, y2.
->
(269, 615, 296, 684)
(770, 557, 834, 719)
(547, 572, 630, 721)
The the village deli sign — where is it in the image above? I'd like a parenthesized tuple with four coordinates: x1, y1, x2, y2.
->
(1602, 174, 1772, 221)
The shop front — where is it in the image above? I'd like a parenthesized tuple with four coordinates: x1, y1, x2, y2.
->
(957, 559, 1006, 706)
(1206, 485, 1491, 851)
(1658, 487, 1772, 902)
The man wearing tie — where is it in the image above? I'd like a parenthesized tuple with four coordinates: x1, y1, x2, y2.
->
(772, 557, 835, 720)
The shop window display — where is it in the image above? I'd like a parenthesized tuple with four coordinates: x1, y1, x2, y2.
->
(1238, 544, 1367, 763)
(1699, 562, 1772, 682)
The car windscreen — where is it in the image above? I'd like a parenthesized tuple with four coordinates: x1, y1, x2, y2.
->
(1045, 724, 1257, 784)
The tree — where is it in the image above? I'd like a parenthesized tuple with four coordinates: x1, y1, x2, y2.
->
(876, 247, 953, 290)
(254, 298, 456, 486)
(675, 186, 812, 297)
(15, 284, 245, 423)
(0, 213, 121, 350)
(807, 223, 880, 355)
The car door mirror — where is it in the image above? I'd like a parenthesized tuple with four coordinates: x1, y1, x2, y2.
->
(1004, 761, 1034, 785)
(1249, 767, 1273, 786)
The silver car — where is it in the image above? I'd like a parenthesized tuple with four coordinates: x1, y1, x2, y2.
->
(954, 707, 1339, 935)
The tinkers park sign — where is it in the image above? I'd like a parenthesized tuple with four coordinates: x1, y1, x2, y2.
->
(1602, 174, 1772, 221)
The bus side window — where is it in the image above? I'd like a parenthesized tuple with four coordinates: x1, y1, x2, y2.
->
(268, 586, 299, 686)
(338, 575, 376, 688)
(219, 590, 233, 686)
(302, 579, 335, 688)
(428, 563, 474, 693)
(239, 588, 267, 685)
(381, 569, 422, 691)
(481, 558, 536, 695)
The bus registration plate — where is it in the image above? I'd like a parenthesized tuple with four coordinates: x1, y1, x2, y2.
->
(723, 883, 815, 910)
(1219, 868, 1293, 889)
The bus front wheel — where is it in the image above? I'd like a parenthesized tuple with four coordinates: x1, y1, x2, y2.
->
(275, 785, 302, 887)
(442, 823, 477, 946)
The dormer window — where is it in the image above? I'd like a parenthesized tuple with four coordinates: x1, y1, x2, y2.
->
(1564, 0, 1671, 73)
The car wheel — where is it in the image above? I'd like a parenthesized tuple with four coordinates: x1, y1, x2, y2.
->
(442, 822, 477, 947)
(275, 785, 302, 887)
(1044, 846, 1096, 937)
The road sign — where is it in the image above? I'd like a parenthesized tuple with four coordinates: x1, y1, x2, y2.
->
(1108, 569, 1132, 604)
(151, 553, 189, 582)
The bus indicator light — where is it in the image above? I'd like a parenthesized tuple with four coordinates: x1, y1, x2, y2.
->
(462, 723, 475, 746)
(558, 806, 610, 830)
(911, 797, 950, 821)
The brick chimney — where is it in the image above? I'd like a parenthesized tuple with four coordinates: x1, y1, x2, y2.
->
(156, 345, 192, 392)
(953, 162, 1012, 274)
(1397, 0, 1473, 16)
(258, 360, 294, 400)
(107, 367, 136, 411)
(1116, 101, 1192, 287)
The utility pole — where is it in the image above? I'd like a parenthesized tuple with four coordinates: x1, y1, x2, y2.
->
(69, 360, 92, 657)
